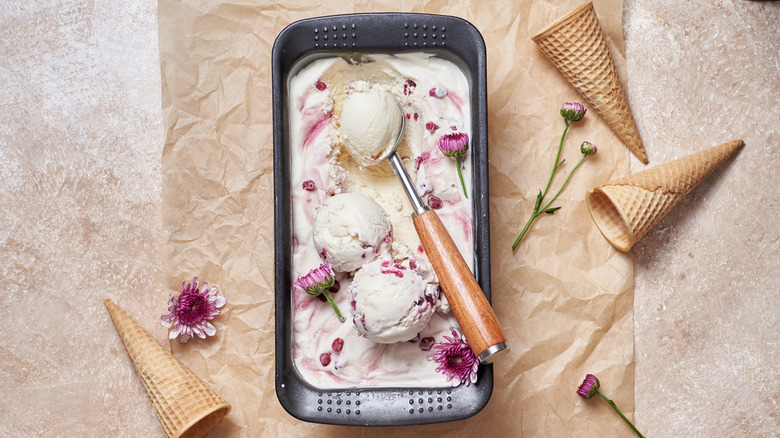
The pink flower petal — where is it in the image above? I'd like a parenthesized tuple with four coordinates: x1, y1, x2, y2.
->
(203, 322, 216, 336)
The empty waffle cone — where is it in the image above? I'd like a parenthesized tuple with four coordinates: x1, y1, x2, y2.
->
(104, 299, 230, 438)
(587, 139, 744, 251)
(532, 2, 648, 164)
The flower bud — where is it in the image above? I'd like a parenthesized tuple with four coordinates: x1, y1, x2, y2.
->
(295, 264, 343, 321)
(438, 132, 469, 158)
(580, 141, 598, 156)
(577, 374, 600, 399)
(560, 102, 586, 122)
(296, 264, 335, 296)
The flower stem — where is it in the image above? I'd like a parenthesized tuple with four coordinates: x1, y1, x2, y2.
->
(323, 290, 345, 322)
(539, 155, 587, 213)
(596, 390, 644, 438)
(512, 121, 572, 251)
(456, 156, 468, 199)
(512, 211, 539, 251)
(542, 119, 570, 198)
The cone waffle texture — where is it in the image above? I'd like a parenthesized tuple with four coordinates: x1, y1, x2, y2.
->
(104, 299, 230, 438)
(586, 139, 743, 251)
(532, 2, 648, 163)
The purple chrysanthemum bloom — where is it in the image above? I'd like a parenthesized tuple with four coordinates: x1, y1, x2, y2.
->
(580, 141, 598, 156)
(438, 132, 470, 199)
(438, 132, 469, 158)
(295, 264, 344, 322)
(577, 374, 600, 399)
(427, 328, 479, 387)
(560, 102, 586, 122)
(161, 277, 226, 343)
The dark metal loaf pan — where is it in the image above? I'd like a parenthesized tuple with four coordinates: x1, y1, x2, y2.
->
(272, 12, 492, 426)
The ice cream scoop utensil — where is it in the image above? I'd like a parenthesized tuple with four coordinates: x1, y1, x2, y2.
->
(387, 107, 508, 364)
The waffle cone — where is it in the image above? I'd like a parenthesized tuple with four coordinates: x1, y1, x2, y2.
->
(587, 139, 744, 251)
(532, 2, 648, 164)
(104, 299, 230, 438)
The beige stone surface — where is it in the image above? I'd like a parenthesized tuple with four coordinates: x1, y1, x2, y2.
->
(0, 0, 166, 436)
(625, 0, 780, 436)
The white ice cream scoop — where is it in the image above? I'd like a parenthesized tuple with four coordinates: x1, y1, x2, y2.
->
(340, 89, 404, 167)
(312, 193, 392, 272)
(341, 96, 508, 364)
(348, 257, 437, 344)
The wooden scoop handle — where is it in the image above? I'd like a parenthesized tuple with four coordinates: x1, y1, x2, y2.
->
(413, 209, 507, 362)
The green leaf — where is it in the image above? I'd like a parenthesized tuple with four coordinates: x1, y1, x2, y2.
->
(534, 190, 543, 211)
(544, 207, 562, 215)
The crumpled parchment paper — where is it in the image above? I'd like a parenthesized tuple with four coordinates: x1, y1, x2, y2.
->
(159, 0, 633, 435)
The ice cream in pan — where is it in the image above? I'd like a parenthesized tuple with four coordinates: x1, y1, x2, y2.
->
(290, 53, 505, 388)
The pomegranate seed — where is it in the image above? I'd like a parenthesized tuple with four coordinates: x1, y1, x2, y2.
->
(425, 121, 439, 133)
(419, 337, 435, 351)
(315, 80, 327, 91)
(403, 79, 416, 95)
(302, 180, 316, 191)
(413, 113, 419, 121)
(427, 195, 443, 209)
(320, 353, 331, 366)
(332, 338, 344, 352)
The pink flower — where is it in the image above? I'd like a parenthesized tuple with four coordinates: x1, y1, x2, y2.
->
(296, 264, 333, 293)
(560, 102, 586, 122)
(295, 264, 344, 322)
(161, 277, 226, 343)
(577, 374, 600, 399)
(427, 328, 479, 387)
(437, 132, 470, 199)
(438, 132, 469, 158)
(512, 103, 596, 251)
(576, 374, 645, 437)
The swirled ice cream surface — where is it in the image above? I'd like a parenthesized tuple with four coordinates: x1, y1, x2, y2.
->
(289, 53, 473, 388)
